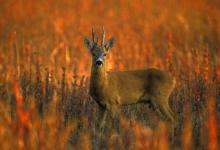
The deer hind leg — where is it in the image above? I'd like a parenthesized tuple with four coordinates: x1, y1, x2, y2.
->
(159, 102, 176, 139)
(139, 93, 152, 107)
(167, 105, 175, 120)
(137, 93, 153, 111)
(139, 93, 151, 102)
(151, 99, 176, 137)
(140, 93, 174, 122)
(151, 97, 174, 123)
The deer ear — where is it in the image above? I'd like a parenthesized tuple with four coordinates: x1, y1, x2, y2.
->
(105, 37, 115, 50)
(84, 37, 93, 50)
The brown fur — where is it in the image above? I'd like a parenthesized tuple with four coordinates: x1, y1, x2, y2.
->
(89, 63, 176, 122)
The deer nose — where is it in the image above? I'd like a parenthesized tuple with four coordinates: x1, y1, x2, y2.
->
(96, 58, 103, 66)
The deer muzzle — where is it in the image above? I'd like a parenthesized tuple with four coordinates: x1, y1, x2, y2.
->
(96, 58, 103, 67)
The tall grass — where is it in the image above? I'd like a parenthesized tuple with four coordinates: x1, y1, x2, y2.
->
(0, 0, 220, 149)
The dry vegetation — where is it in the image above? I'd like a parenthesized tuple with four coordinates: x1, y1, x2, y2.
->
(0, 0, 220, 149)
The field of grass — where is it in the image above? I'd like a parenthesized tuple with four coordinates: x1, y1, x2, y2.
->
(0, 0, 220, 149)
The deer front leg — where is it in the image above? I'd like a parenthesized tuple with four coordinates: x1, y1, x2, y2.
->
(100, 108, 108, 131)
(109, 105, 119, 118)
(110, 105, 120, 133)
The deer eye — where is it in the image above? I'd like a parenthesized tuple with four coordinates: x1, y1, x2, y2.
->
(92, 53, 96, 57)
(103, 54, 107, 57)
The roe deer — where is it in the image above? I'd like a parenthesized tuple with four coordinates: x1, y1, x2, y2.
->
(84, 28, 176, 129)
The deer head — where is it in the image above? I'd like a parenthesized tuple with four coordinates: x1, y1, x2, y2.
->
(84, 28, 115, 68)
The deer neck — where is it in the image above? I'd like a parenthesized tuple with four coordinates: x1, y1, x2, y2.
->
(90, 63, 108, 91)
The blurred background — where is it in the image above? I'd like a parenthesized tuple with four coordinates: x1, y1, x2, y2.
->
(1, 0, 220, 77)
(0, 0, 220, 149)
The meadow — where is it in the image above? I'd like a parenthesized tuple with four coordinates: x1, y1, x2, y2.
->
(0, 0, 220, 149)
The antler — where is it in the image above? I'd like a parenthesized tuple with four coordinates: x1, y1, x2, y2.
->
(92, 28, 95, 43)
(92, 28, 98, 44)
(101, 27, 105, 47)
